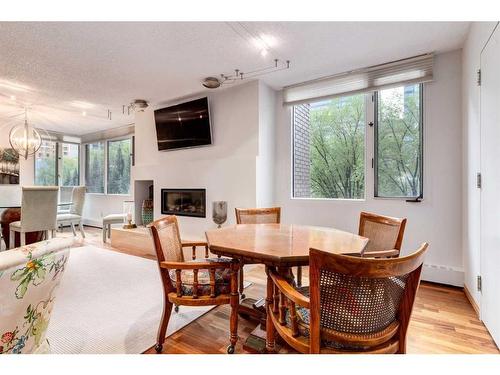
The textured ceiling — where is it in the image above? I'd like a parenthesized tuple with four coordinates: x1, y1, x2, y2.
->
(0, 22, 470, 135)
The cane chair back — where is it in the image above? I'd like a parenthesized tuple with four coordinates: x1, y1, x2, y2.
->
(307, 243, 428, 353)
(235, 207, 281, 224)
(358, 212, 407, 256)
(150, 215, 184, 263)
(235, 207, 287, 295)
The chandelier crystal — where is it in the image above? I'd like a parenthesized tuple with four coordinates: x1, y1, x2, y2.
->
(9, 109, 42, 160)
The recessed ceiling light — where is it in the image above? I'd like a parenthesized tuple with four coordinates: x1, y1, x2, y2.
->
(82, 111, 87, 116)
(260, 49, 268, 57)
(10, 95, 16, 100)
(259, 34, 277, 48)
(69, 100, 96, 110)
(0, 79, 33, 93)
(251, 34, 277, 53)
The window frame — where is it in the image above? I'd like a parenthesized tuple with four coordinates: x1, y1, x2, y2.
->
(106, 137, 132, 196)
(60, 141, 81, 187)
(373, 83, 424, 199)
(290, 83, 424, 201)
(84, 141, 106, 194)
(34, 139, 59, 186)
(291, 93, 370, 201)
(82, 135, 133, 197)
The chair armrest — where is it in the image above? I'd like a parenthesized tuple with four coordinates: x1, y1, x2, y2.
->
(160, 261, 231, 270)
(181, 240, 209, 260)
(269, 269, 310, 308)
(362, 249, 400, 258)
(181, 240, 208, 248)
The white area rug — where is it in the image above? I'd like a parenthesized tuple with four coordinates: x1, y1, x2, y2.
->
(46, 246, 245, 354)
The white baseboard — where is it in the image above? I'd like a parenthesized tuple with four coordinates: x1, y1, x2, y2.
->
(82, 218, 103, 228)
(421, 263, 464, 287)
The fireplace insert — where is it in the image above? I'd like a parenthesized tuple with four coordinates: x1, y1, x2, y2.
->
(161, 189, 206, 218)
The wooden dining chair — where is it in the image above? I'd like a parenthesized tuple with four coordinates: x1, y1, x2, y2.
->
(265, 243, 428, 354)
(150, 215, 239, 354)
(358, 211, 407, 258)
(234, 207, 305, 297)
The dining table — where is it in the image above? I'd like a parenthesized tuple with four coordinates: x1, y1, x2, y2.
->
(205, 223, 369, 353)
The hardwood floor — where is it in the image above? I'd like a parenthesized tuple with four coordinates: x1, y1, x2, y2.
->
(69, 226, 499, 354)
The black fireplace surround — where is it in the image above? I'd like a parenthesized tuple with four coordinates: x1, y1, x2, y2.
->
(161, 189, 206, 218)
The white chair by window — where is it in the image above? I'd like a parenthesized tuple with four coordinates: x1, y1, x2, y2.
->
(9, 186, 59, 249)
(56, 186, 86, 238)
(57, 186, 74, 214)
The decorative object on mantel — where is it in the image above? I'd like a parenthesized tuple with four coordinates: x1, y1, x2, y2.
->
(9, 108, 42, 159)
(141, 185, 154, 226)
(122, 200, 137, 229)
(202, 59, 290, 89)
(212, 201, 227, 228)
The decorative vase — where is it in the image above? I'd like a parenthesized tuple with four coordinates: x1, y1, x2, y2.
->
(212, 201, 227, 228)
(142, 199, 154, 226)
(122, 200, 137, 229)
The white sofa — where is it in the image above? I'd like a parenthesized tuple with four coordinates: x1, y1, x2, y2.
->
(0, 237, 74, 354)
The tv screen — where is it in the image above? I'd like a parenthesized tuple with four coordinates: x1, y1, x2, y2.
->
(154, 97, 212, 151)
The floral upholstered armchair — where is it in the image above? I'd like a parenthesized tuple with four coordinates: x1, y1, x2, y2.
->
(0, 237, 73, 354)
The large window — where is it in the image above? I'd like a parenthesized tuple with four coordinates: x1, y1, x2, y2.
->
(107, 138, 131, 195)
(293, 94, 365, 199)
(85, 142, 105, 193)
(34, 141, 80, 187)
(34, 140, 57, 186)
(292, 84, 423, 200)
(61, 142, 80, 186)
(375, 84, 423, 198)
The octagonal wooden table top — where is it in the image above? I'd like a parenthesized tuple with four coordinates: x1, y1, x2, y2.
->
(205, 223, 369, 266)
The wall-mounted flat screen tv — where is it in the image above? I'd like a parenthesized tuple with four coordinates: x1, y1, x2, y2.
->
(154, 97, 212, 151)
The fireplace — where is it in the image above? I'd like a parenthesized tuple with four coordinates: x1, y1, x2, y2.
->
(161, 189, 206, 218)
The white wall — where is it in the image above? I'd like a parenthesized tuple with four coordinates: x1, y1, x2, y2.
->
(133, 80, 261, 237)
(256, 82, 277, 207)
(82, 194, 132, 227)
(462, 22, 498, 307)
(274, 50, 464, 286)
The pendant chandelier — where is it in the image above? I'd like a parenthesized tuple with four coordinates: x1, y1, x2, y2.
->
(9, 108, 42, 160)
